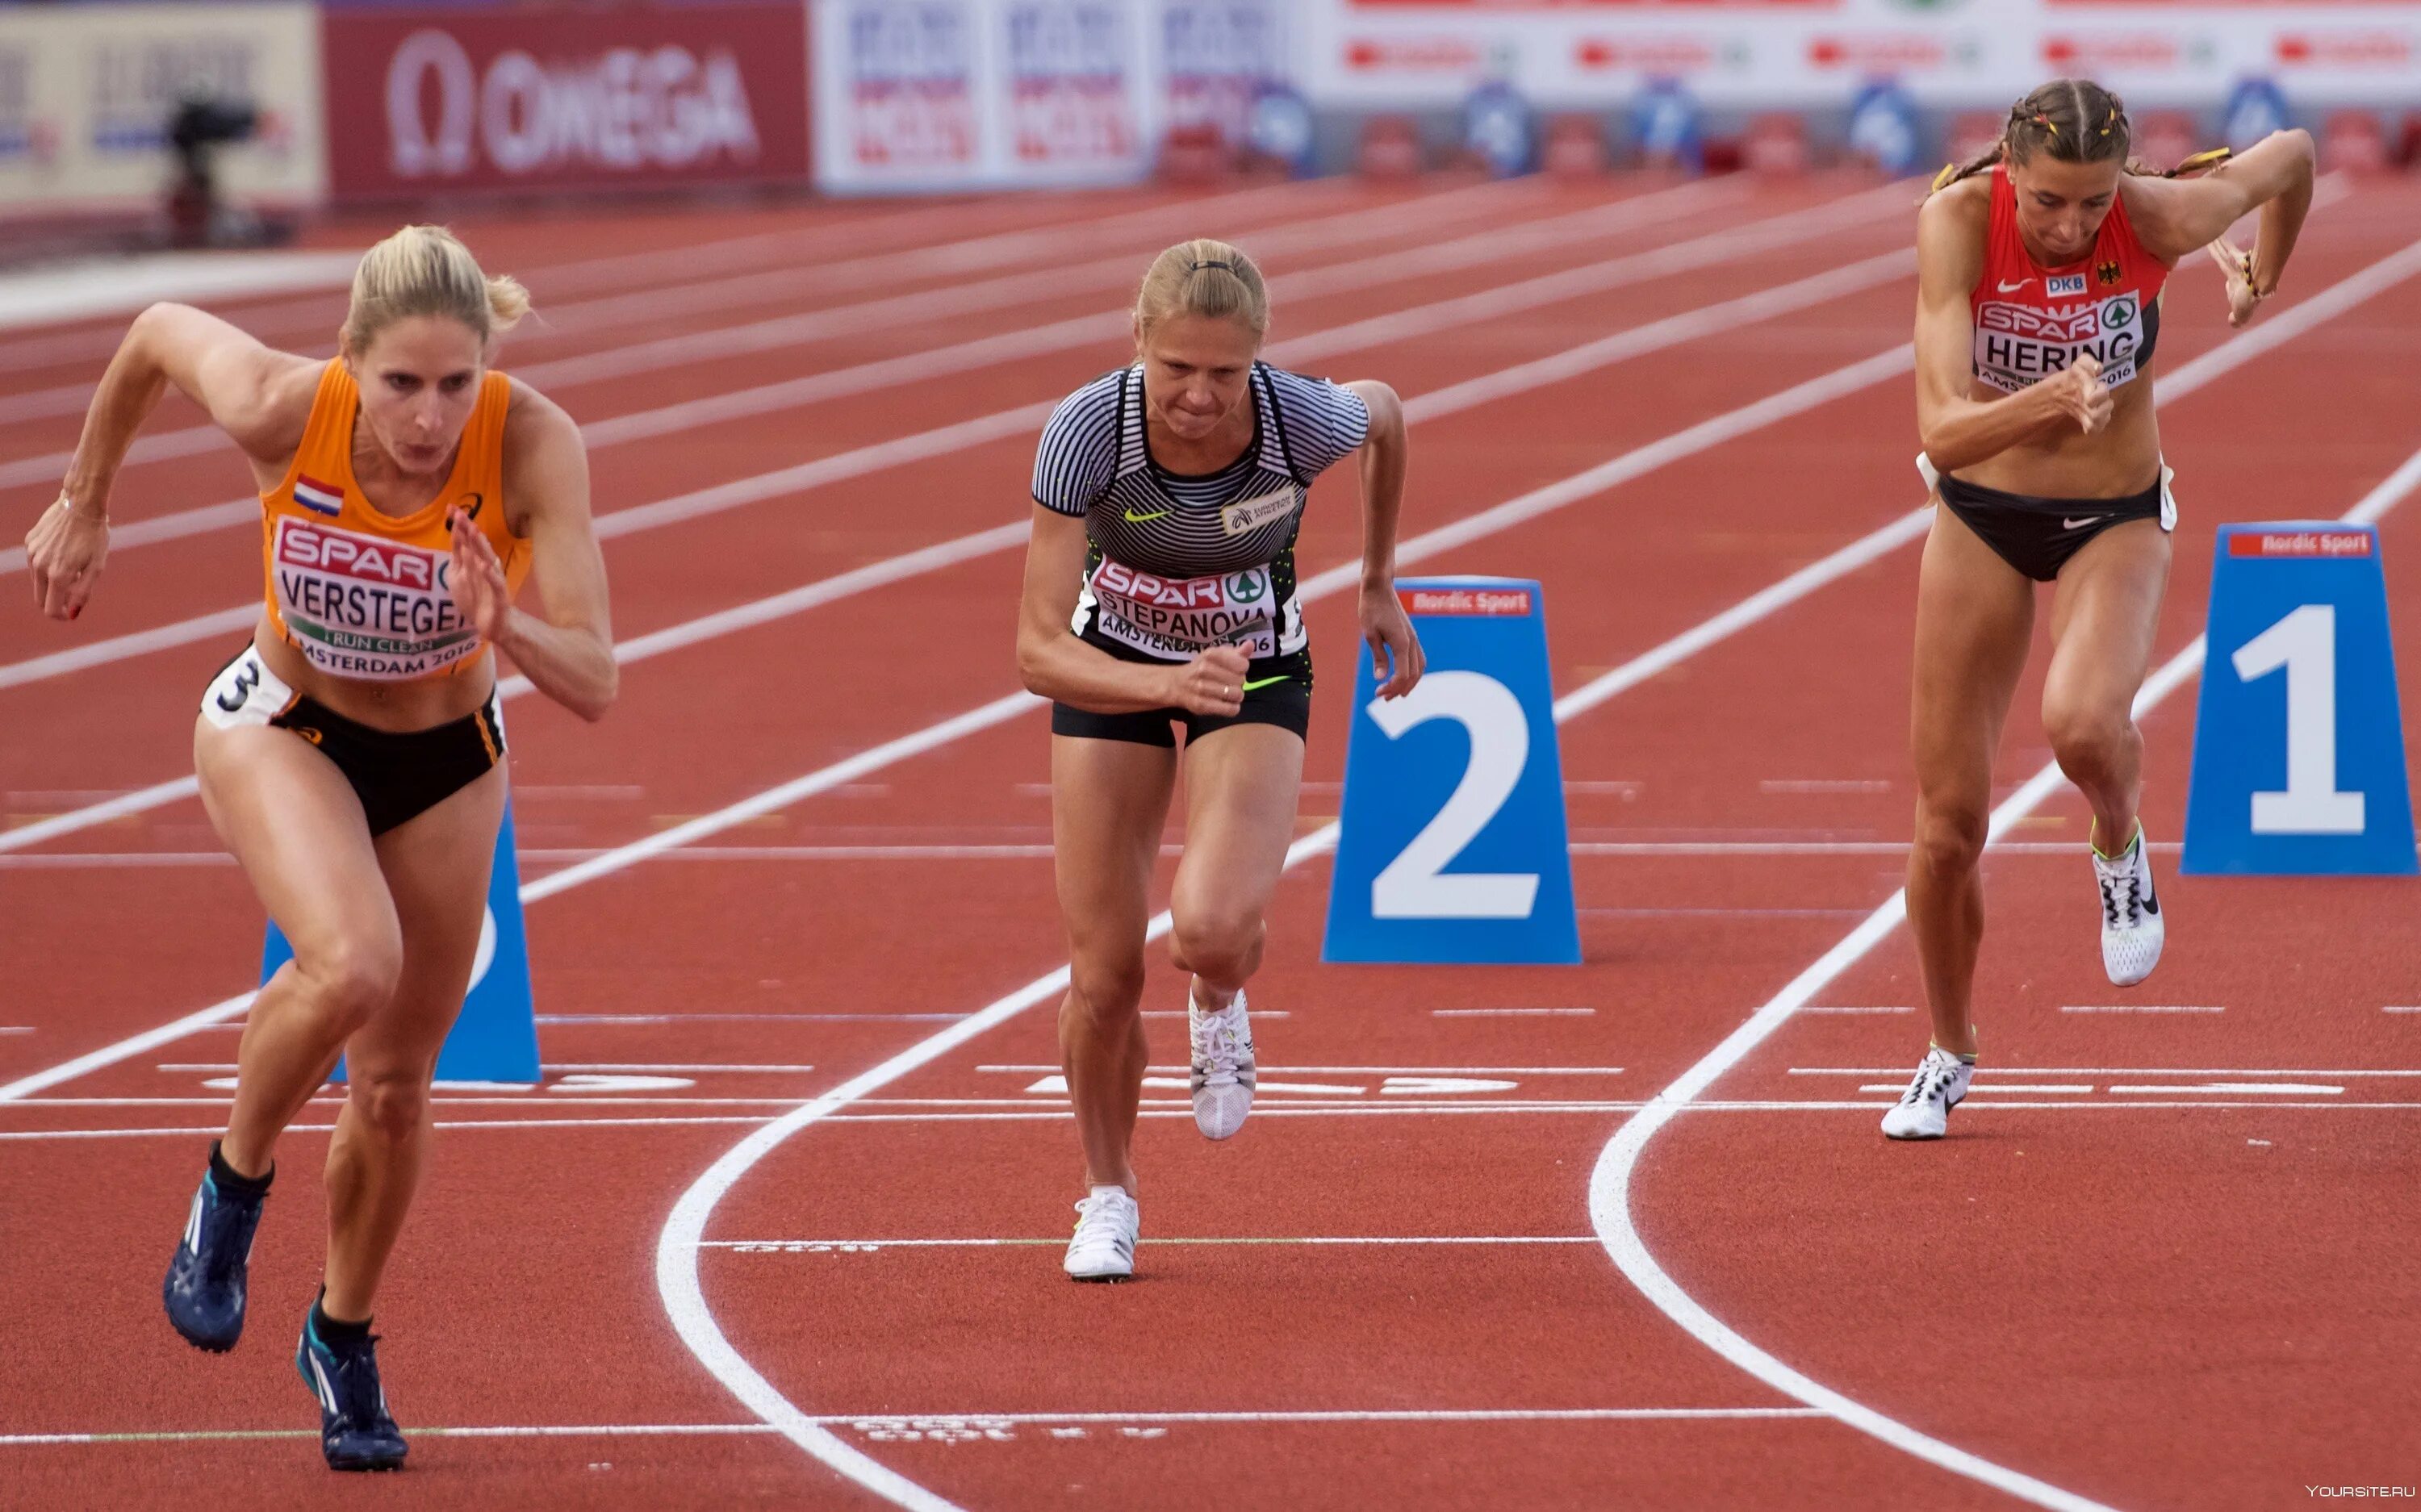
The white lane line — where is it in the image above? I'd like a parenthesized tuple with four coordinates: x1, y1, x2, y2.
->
(1433, 1008, 1596, 1017)
(13, 240, 2412, 1111)
(15, 1099, 2421, 1142)
(1588, 432, 2421, 1512)
(23, 187, 1867, 621)
(0, 177, 1415, 469)
(0, 182, 1264, 374)
(2059, 1004, 2225, 1014)
(0, 186, 1875, 668)
(0, 253, 362, 335)
(651, 240, 2421, 1512)
(534, 1013, 967, 1024)
(1856, 1084, 2095, 1094)
(1789, 1067, 2421, 1078)
(2390, 1006, 2421, 1014)
(2107, 1083, 2344, 1095)
(0, 178, 1721, 559)
(0, 1405, 1821, 1447)
(1800, 1006, 1916, 1015)
(0, 260, 1923, 857)
(976, 1063, 1624, 1075)
(1019, 1074, 1369, 1096)
(0, 288, 1900, 1092)
(3, 228, 2394, 1502)
(1, 837, 2229, 869)
(149, 1062, 820, 1074)
(544, 1063, 820, 1074)
(709, 1234, 1600, 1249)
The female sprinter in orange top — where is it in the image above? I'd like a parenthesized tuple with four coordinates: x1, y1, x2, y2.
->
(22, 226, 614, 1464)
(1017, 240, 1420, 1279)
(1882, 81, 2313, 1138)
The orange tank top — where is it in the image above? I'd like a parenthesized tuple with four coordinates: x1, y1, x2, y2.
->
(261, 360, 526, 682)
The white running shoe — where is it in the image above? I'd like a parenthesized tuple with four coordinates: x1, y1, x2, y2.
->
(1880, 1046, 1974, 1141)
(1064, 1186, 1137, 1282)
(1187, 984, 1256, 1142)
(2092, 826, 2165, 987)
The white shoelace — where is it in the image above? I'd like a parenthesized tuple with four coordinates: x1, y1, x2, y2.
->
(1902, 1055, 1957, 1108)
(1071, 1191, 1134, 1248)
(1191, 1002, 1251, 1084)
(2097, 862, 2144, 929)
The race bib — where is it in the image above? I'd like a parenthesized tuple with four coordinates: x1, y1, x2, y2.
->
(1085, 557, 1277, 660)
(1972, 291, 2143, 394)
(272, 517, 480, 680)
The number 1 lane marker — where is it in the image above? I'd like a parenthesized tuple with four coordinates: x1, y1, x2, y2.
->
(1587, 436, 2421, 1512)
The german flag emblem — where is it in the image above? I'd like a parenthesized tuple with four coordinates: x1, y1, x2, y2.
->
(2097, 261, 2122, 286)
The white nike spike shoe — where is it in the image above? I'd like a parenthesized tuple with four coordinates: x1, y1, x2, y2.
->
(1880, 1046, 1974, 1141)
(2092, 825, 2165, 987)
(1187, 985, 1256, 1141)
(1064, 1186, 1138, 1282)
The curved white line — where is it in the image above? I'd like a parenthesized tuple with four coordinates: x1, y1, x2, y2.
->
(648, 240, 2421, 1505)
(1589, 437, 2421, 1512)
(654, 955, 1087, 1512)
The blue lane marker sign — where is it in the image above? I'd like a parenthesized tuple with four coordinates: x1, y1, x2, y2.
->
(1323, 578, 1580, 964)
(2183, 523, 2415, 875)
(261, 801, 541, 1082)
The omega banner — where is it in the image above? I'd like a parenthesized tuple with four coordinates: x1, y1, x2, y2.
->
(321, 2, 811, 200)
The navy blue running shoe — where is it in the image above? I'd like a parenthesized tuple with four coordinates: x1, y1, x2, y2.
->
(161, 1148, 269, 1352)
(297, 1303, 408, 1472)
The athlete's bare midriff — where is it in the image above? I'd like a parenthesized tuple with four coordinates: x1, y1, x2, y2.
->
(242, 614, 499, 733)
(1959, 366, 2161, 499)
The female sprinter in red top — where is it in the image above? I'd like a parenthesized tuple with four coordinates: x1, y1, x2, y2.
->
(1883, 81, 2314, 1138)
(1017, 240, 1420, 1278)
(23, 226, 614, 1463)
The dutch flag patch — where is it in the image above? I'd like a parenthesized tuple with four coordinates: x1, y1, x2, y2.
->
(293, 476, 344, 517)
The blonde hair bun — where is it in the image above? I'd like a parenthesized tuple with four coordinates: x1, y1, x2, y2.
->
(341, 224, 529, 354)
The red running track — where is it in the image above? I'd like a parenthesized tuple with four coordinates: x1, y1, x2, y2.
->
(1, 171, 2416, 1511)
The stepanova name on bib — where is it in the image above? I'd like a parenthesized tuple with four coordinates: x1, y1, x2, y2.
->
(1086, 557, 1277, 659)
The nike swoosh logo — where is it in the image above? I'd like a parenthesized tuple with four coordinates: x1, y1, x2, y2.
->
(1241, 675, 1291, 691)
(2062, 516, 2105, 531)
(1123, 508, 1169, 523)
(1998, 278, 2034, 293)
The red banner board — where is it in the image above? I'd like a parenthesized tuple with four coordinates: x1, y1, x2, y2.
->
(322, 3, 809, 200)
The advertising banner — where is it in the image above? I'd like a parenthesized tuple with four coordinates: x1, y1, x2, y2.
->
(815, 0, 1158, 193)
(321, 2, 811, 200)
(809, 0, 1284, 194)
(1298, 0, 2421, 111)
(0, 3, 327, 220)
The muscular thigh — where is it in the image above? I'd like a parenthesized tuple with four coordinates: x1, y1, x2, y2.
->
(195, 718, 396, 961)
(1052, 736, 1178, 959)
(347, 762, 508, 1079)
(2044, 517, 2171, 722)
(1169, 723, 1305, 922)
(1910, 507, 2037, 804)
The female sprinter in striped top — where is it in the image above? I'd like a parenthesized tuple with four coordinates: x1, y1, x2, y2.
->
(23, 226, 614, 1465)
(1017, 240, 1421, 1279)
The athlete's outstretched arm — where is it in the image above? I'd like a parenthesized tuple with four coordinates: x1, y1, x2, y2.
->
(483, 383, 615, 721)
(26, 303, 315, 619)
(1344, 379, 1422, 700)
(1913, 189, 2110, 476)
(2126, 130, 2316, 295)
(1015, 507, 1245, 718)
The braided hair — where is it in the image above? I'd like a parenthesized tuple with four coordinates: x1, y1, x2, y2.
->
(1926, 77, 2230, 199)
